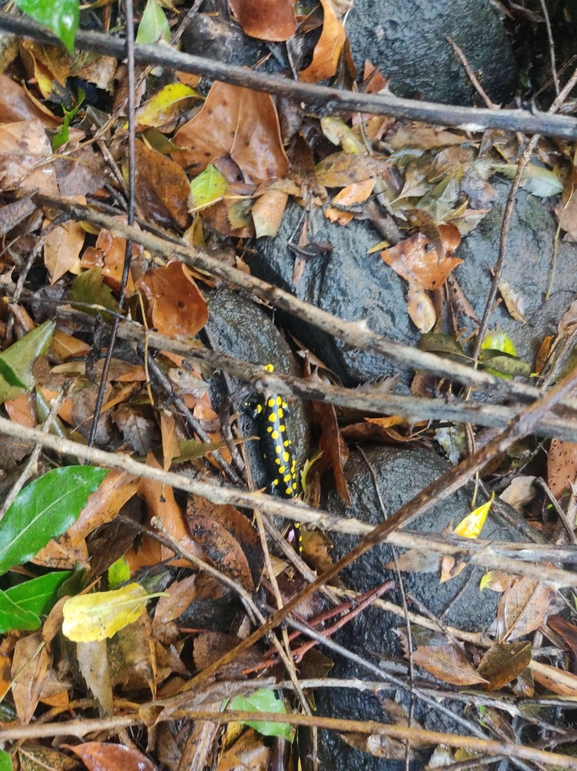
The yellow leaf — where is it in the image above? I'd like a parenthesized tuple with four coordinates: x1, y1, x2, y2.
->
(62, 583, 151, 642)
(135, 83, 200, 128)
(454, 493, 494, 539)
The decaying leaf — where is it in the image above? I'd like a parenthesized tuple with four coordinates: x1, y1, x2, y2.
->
(412, 642, 488, 686)
(135, 141, 190, 230)
(173, 82, 288, 184)
(406, 281, 436, 333)
(11, 633, 51, 723)
(453, 493, 493, 539)
(497, 577, 551, 642)
(476, 642, 532, 690)
(548, 439, 577, 498)
(136, 262, 208, 339)
(70, 743, 157, 771)
(380, 225, 462, 291)
(135, 83, 199, 129)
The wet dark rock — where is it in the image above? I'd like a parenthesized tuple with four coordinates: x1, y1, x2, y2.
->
(251, 203, 415, 387)
(457, 179, 577, 368)
(346, 0, 517, 105)
(185, 0, 516, 106)
(204, 286, 309, 489)
(252, 179, 577, 385)
(315, 444, 539, 770)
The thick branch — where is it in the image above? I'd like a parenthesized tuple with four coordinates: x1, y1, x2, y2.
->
(0, 12, 576, 138)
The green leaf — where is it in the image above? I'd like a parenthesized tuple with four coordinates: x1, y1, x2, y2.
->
(418, 332, 468, 361)
(108, 557, 130, 589)
(481, 330, 516, 356)
(70, 268, 121, 319)
(0, 590, 40, 633)
(229, 689, 294, 741)
(478, 350, 531, 379)
(52, 88, 85, 151)
(0, 320, 55, 404)
(0, 749, 13, 771)
(189, 165, 228, 211)
(14, 0, 79, 54)
(5, 571, 72, 616)
(0, 466, 109, 576)
(136, 0, 170, 44)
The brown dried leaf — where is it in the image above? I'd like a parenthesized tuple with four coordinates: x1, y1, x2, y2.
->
(339, 732, 408, 760)
(12, 633, 51, 723)
(387, 123, 465, 151)
(173, 82, 288, 184)
(557, 166, 577, 240)
(412, 643, 488, 686)
(499, 280, 526, 323)
(70, 743, 157, 771)
(547, 439, 577, 498)
(0, 74, 59, 126)
(315, 151, 390, 188)
(547, 615, 577, 657)
(44, 216, 85, 284)
(0, 119, 59, 195)
(229, 0, 296, 41)
(135, 141, 190, 230)
(300, 0, 346, 84)
(380, 226, 463, 291)
(531, 660, 577, 697)
(476, 642, 532, 690)
(498, 577, 550, 642)
(136, 261, 208, 339)
(312, 398, 350, 504)
(154, 575, 197, 626)
(186, 514, 255, 592)
(252, 189, 288, 238)
(69, 470, 139, 547)
(407, 281, 436, 333)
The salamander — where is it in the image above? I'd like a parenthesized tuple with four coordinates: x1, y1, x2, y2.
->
(257, 363, 302, 553)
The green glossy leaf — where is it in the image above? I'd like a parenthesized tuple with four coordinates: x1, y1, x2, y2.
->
(0, 589, 40, 633)
(0, 749, 13, 771)
(0, 320, 55, 404)
(70, 268, 121, 319)
(0, 466, 109, 576)
(189, 165, 228, 211)
(136, 0, 170, 44)
(108, 557, 130, 589)
(230, 689, 294, 741)
(14, 0, 79, 53)
(5, 571, 71, 616)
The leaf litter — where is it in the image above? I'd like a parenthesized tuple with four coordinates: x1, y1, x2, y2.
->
(0, 0, 576, 768)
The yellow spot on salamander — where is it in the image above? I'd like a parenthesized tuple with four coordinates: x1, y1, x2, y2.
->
(282, 401, 288, 409)
(279, 465, 286, 474)
(276, 396, 282, 406)
(278, 408, 284, 418)
(271, 430, 279, 439)
(282, 451, 289, 462)
(284, 440, 290, 447)
(267, 426, 273, 433)
(275, 445, 282, 454)
(269, 412, 277, 422)
(264, 363, 274, 373)
(268, 398, 276, 408)
(273, 478, 279, 486)
(256, 404, 263, 414)
(283, 473, 291, 483)
(279, 424, 286, 432)
(286, 486, 293, 495)
(275, 458, 281, 465)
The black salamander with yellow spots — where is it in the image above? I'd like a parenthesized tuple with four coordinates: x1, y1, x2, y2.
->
(257, 364, 302, 553)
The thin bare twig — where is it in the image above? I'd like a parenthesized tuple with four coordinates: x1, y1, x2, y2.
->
(447, 38, 498, 109)
(539, 0, 560, 96)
